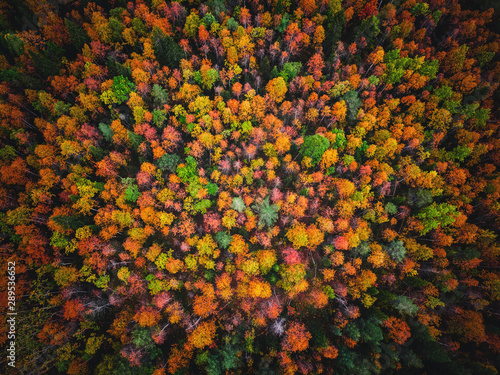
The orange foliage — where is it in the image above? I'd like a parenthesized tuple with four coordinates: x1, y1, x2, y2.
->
(283, 322, 312, 352)
(188, 320, 216, 349)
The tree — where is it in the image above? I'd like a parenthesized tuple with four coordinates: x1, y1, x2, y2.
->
(282, 322, 312, 352)
(392, 295, 418, 316)
(151, 84, 169, 107)
(407, 189, 433, 208)
(157, 153, 180, 172)
(152, 27, 184, 68)
(417, 203, 458, 235)
(266, 77, 287, 103)
(300, 134, 330, 166)
(384, 317, 411, 345)
(342, 91, 362, 123)
(188, 320, 216, 349)
(252, 197, 279, 228)
(65, 18, 91, 51)
(384, 240, 406, 263)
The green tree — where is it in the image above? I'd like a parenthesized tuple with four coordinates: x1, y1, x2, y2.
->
(300, 134, 330, 165)
(417, 203, 458, 235)
(215, 231, 232, 249)
(407, 189, 433, 208)
(385, 240, 406, 263)
(99, 123, 114, 142)
(253, 197, 279, 228)
(342, 91, 362, 123)
(280, 62, 302, 82)
(231, 197, 246, 213)
(392, 295, 418, 316)
(152, 28, 184, 69)
(64, 19, 90, 51)
(151, 84, 169, 107)
(157, 153, 180, 172)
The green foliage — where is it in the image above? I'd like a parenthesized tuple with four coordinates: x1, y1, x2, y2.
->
(331, 128, 347, 149)
(50, 231, 69, 249)
(323, 9, 345, 58)
(151, 84, 169, 107)
(419, 59, 439, 79)
(202, 13, 217, 27)
(417, 203, 459, 235)
(308, 320, 329, 348)
(51, 215, 93, 230)
(152, 109, 167, 127)
(337, 347, 358, 372)
(434, 85, 454, 101)
(193, 68, 219, 90)
(385, 240, 406, 263)
(109, 8, 126, 19)
(29, 42, 63, 79)
(0, 145, 16, 160)
(368, 75, 379, 85)
(131, 17, 148, 36)
(206, 182, 219, 196)
(472, 107, 491, 127)
(124, 183, 140, 203)
(344, 322, 361, 341)
(146, 274, 163, 294)
(206, 354, 222, 375)
(342, 91, 362, 122)
(449, 145, 471, 162)
(407, 189, 433, 208)
(157, 153, 180, 172)
(276, 13, 290, 33)
(413, 326, 451, 363)
(280, 62, 302, 82)
(228, 17, 240, 32)
(0, 68, 19, 82)
(432, 10, 442, 22)
(94, 274, 110, 289)
(384, 202, 398, 215)
(392, 295, 418, 316)
(208, 0, 227, 16)
(384, 49, 438, 85)
(54, 101, 71, 116)
(194, 199, 212, 214)
(177, 156, 198, 183)
(215, 232, 232, 249)
(128, 131, 144, 150)
(220, 337, 243, 371)
(152, 27, 184, 69)
(1, 32, 24, 57)
(300, 134, 330, 165)
(112, 76, 135, 104)
(400, 350, 424, 369)
(359, 319, 383, 343)
(109, 17, 125, 43)
(456, 246, 481, 260)
(352, 241, 371, 257)
(411, 3, 430, 16)
(230, 196, 246, 213)
(323, 285, 336, 299)
(253, 196, 279, 228)
(132, 327, 154, 349)
(354, 15, 381, 46)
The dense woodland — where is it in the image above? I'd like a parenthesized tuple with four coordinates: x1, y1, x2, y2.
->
(0, 0, 499, 374)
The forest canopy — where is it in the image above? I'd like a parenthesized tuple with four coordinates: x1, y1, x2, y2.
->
(0, 0, 499, 374)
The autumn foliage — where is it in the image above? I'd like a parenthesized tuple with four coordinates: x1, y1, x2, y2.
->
(0, 0, 499, 374)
